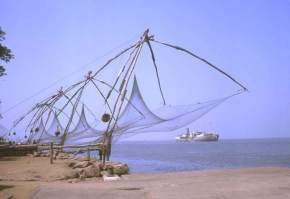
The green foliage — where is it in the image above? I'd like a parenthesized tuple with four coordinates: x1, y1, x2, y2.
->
(0, 27, 14, 77)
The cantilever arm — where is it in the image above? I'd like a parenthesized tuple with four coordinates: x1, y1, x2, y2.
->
(152, 39, 248, 91)
(145, 39, 166, 105)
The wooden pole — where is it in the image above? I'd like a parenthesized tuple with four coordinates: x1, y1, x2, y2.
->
(98, 149, 102, 161)
(87, 147, 90, 160)
(50, 142, 53, 164)
(102, 146, 106, 165)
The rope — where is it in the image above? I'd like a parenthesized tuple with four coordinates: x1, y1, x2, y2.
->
(1, 35, 139, 115)
(152, 39, 248, 91)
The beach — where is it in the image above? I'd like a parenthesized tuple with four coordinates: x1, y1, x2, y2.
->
(1, 156, 290, 199)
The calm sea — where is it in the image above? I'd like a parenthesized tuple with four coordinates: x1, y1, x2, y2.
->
(107, 138, 290, 173)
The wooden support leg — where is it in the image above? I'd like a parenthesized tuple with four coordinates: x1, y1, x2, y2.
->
(50, 142, 53, 164)
(102, 147, 106, 165)
(87, 147, 90, 161)
(98, 149, 102, 161)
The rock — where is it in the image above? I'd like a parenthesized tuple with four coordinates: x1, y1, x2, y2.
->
(78, 156, 91, 161)
(66, 160, 78, 168)
(62, 169, 79, 179)
(92, 161, 103, 170)
(73, 161, 91, 169)
(103, 174, 121, 182)
(78, 169, 86, 180)
(83, 165, 101, 178)
(104, 162, 129, 176)
(112, 163, 129, 175)
(104, 165, 114, 175)
(67, 178, 80, 183)
(101, 170, 113, 177)
(88, 157, 98, 162)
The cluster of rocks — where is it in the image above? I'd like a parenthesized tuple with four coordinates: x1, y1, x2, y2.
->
(31, 150, 129, 182)
(61, 157, 129, 182)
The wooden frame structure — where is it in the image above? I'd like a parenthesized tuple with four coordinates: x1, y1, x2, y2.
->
(12, 29, 247, 162)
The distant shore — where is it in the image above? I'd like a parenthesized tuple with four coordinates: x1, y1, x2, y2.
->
(1, 156, 290, 199)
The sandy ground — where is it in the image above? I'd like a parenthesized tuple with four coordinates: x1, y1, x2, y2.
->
(1, 156, 290, 199)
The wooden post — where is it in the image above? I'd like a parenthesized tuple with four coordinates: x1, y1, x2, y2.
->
(102, 145, 106, 165)
(87, 147, 90, 161)
(54, 149, 57, 160)
(50, 142, 53, 164)
(98, 149, 102, 161)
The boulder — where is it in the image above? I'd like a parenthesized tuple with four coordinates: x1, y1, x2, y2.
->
(104, 162, 129, 175)
(93, 161, 103, 170)
(103, 165, 114, 175)
(73, 161, 91, 169)
(83, 165, 101, 178)
(101, 170, 113, 177)
(65, 160, 78, 168)
(112, 163, 129, 175)
(78, 156, 91, 161)
(77, 169, 86, 180)
(63, 169, 79, 179)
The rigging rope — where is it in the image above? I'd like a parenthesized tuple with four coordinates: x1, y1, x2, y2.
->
(2, 35, 140, 115)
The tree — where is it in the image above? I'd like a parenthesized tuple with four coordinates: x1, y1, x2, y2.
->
(0, 27, 14, 76)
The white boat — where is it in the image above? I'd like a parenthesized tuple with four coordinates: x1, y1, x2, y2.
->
(176, 128, 219, 142)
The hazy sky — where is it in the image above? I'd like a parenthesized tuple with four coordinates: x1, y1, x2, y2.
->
(0, 0, 289, 140)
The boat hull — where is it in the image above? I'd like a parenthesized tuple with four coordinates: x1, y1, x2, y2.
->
(193, 134, 218, 141)
(175, 132, 219, 142)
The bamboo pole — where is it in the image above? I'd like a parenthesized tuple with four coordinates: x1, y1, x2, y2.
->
(152, 39, 248, 91)
(60, 82, 87, 145)
(145, 38, 166, 105)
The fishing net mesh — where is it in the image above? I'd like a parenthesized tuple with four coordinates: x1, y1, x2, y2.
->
(29, 77, 233, 145)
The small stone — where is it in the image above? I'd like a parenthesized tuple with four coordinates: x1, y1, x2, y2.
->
(103, 175, 121, 182)
(67, 178, 80, 183)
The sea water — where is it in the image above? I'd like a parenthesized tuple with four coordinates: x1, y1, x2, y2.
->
(106, 138, 290, 173)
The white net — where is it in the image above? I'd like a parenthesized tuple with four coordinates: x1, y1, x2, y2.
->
(65, 105, 103, 145)
(21, 30, 246, 146)
(28, 76, 238, 145)
(0, 124, 8, 138)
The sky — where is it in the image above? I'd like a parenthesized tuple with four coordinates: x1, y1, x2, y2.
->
(0, 0, 289, 140)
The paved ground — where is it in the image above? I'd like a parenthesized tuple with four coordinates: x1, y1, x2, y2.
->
(30, 167, 290, 199)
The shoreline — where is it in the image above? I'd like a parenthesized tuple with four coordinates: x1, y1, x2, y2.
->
(1, 156, 290, 199)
